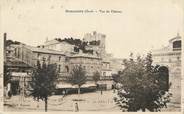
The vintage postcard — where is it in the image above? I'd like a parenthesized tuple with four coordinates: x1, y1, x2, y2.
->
(0, 0, 183, 113)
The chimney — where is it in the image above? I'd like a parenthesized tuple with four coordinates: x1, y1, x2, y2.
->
(4, 33, 7, 39)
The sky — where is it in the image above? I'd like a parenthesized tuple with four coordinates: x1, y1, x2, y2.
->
(1, 0, 183, 58)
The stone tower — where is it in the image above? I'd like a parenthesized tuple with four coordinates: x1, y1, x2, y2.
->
(83, 31, 106, 57)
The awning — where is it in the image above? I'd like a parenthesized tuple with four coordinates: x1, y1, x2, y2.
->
(56, 83, 73, 89)
(56, 83, 96, 89)
(81, 83, 96, 88)
(12, 72, 29, 77)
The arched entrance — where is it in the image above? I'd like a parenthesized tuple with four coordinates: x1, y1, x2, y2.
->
(158, 66, 169, 91)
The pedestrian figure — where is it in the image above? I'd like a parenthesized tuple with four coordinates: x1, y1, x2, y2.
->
(101, 89, 103, 95)
(62, 90, 66, 97)
(74, 102, 79, 112)
(8, 91, 12, 98)
(36, 101, 39, 109)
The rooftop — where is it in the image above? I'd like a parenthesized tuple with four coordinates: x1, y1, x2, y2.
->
(70, 53, 101, 59)
(169, 33, 181, 43)
(23, 45, 66, 56)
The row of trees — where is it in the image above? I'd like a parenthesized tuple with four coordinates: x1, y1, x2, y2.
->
(113, 53, 172, 112)
(29, 60, 101, 112)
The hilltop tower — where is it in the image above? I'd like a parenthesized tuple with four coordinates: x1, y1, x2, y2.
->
(83, 31, 106, 57)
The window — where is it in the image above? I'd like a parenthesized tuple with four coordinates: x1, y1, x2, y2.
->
(65, 66, 69, 72)
(59, 56, 61, 62)
(17, 48, 20, 58)
(58, 65, 61, 73)
(103, 63, 105, 67)
(107, 64, 110, 69)
(14, 48, 17, 56)
(177, 57, 180, 61)
(48, 55, 51, 61)
(103, 72, 106, 76)
(65, 57, 69, 62)
(42, 57, 46, 61)
(37, 53, 40, 58)
(173, 40, 181, 50)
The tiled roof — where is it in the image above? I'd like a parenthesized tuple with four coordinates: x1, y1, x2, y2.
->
(24, 45, 66, 55)
(44, 39, 60, 46)
(70, 53, 101, 59)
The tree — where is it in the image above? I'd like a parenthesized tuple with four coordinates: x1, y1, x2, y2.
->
(112, 71, 121, 83)
(4, 64, 12, 97)
(4, 65, 11, 87)
(112, 72, 121, 89)
(114, 53, 172, 112)
(6, 39, 20, 46)
(92, 71, 100, 85)
(29, 61, 59, 112)
(67, 65, 87, 94)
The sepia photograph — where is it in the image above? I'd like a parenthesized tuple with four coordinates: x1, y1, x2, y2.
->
(1, 0, 183, 112)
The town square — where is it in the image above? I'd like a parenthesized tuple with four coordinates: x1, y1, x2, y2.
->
(1, 0, 183, 112)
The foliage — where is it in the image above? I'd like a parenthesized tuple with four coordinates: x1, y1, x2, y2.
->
(29, 61, 59, 111)
(6, 40, 20, 46)
(55, 37, 94, 54)
(89, 40, 100, 45)
(74, 46, 80, 52)
(55, 37, 84, 46)
(68, 65, 87, 86)
(4, 65, 11, 86)
(113, 53, 172, 112)
(67, 65, 87, 94)
(112, 71, 121, 83)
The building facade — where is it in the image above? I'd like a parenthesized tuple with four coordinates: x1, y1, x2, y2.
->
(43, 39, 75, 53)
(4, 31, 125, 94)
(152, 33, 181, 109)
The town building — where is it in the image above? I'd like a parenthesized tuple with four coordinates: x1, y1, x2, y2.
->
(4, 31, 125, 94)
(152, 33, 182, 109)
(43, 38, 76, 53)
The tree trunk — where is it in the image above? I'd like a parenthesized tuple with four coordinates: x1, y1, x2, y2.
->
(78, 86, 80, 94)
(142, 108, 145, 112)
(45, 97, 48, 112)
(95, 82, 98, 90)
(95, 81, 97, 86)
